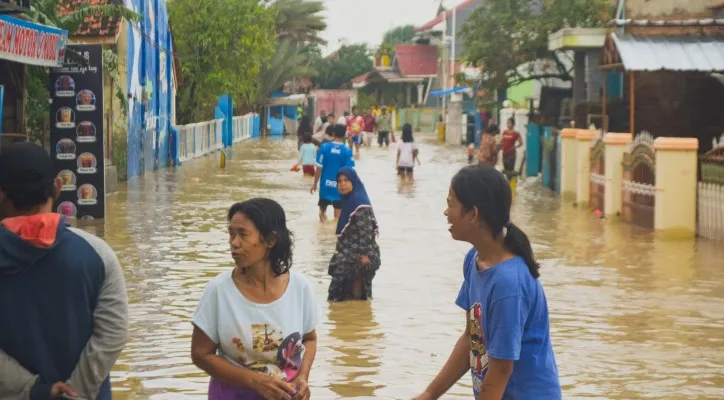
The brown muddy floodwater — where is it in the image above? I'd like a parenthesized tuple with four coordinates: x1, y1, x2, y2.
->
(81, 135, 724, 399)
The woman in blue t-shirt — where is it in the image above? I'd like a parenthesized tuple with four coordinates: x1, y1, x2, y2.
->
(414, 165, 561, 400)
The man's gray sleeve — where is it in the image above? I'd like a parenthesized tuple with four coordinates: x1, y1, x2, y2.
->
(67, 228, 129, 400)
(0, 348, 36, 400)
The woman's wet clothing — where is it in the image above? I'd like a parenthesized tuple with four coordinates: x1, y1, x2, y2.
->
(328, 207, 380, 301)
(328, 167, 380, 301)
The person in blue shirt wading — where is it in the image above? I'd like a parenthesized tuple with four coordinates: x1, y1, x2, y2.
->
(414, 164, 561, 400)
(310, 124, 355, 222)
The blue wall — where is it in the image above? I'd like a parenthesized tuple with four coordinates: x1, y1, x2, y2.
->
(125, 0, 174, 179)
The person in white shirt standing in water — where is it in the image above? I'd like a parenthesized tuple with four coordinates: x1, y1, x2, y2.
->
(191, 199, 320, 400)
(396, 123, 420, 181)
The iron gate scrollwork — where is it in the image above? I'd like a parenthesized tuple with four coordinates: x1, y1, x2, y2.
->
(621, 132, 655, 229)
(589, 134, 606, 212)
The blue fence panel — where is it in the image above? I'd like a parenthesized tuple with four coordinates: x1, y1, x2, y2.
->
(526, 123, 541, 177)
(252, 115, 260, 137)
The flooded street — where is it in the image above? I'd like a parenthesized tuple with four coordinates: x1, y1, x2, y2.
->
(89, 134, 724, 399)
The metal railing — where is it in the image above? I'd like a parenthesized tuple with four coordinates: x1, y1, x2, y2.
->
(176, 113, 260, 163)
(232, 114, 261, 143)
(177, 119, 224, 163)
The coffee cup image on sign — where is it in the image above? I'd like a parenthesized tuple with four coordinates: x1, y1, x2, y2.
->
(55, 75, 75, 96)
(77, 184, 98, 205)
(76, 90, 96, 111)
(56, 139, 77, 160)
(56, 107, 76, 128)
(57, 201, 77, 218)
(76, 121, 97, 142)
(57, 170, 77, 190)
(77, 152, 97, 174)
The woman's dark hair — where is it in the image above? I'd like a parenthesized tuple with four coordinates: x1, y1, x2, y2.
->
(227, 198, 293, 276)
(485, 124, 500, 135)
(297, 116, 313, 135)
(302, 132, 313, 143)
(450, 165, 540, 278)
(402, 123, 414, 143)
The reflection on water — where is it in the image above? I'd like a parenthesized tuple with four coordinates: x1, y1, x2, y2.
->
(87, 136, 724, 399)
(326, 301, 384, 398)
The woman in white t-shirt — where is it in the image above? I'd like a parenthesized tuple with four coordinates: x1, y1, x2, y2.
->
(191, 198, 320, 400)
(396, 123, 420, 181)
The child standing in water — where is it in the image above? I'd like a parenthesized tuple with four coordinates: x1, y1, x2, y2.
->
(396, 124, 420, 181)
(297, 133, 317, 176)
(478, 124, 500, 167)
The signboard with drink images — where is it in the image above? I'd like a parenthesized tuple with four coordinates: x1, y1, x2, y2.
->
(49, 44, 105, 220)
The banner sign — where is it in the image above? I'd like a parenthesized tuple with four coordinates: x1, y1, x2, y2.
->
(0, 15, 68, 67)
(49, 44, 105, 221)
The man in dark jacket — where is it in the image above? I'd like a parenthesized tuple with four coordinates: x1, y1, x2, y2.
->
(0, 142, 128, 400)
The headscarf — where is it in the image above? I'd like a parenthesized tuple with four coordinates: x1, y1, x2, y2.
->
(336, 167, 377, 236)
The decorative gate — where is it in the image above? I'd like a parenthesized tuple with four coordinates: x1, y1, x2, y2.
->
(542, 128, 560, 192)
(589, 134, 605, 212)
(621, 132, 656, 229)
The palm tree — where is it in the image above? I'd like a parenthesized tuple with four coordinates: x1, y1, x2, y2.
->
(249, 38, 317, 109)
(274, 0, 326, 44)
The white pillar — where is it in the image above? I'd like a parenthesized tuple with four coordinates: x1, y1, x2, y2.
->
(603, 133, 631, 216)
(654, 137, 699, 236)
(575, 129, 597, 206)
(560, 128, 578, 199)
(417, 84, 424, 106)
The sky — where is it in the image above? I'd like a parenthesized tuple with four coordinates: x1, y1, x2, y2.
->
(319, 0, 468, 55)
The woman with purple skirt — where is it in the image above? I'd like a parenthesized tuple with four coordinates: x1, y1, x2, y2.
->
(191, 199, 320, 400)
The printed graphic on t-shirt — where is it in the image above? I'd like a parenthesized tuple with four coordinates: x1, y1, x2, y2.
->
(469, 303, 488, 397)
(230, 324, 304, 381)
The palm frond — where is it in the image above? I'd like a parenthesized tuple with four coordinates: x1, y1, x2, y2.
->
(274, 0, 327, 44)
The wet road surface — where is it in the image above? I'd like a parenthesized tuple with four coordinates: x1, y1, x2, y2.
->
(84, 135, 724, 399)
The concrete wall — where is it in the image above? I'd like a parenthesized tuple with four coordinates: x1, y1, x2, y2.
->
(634, 72, 724, 152)
(626, 0, 720, 18)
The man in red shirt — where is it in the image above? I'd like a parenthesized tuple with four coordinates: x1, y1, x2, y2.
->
(362, 107, 377, 147)
(501, 118, 523, 175)
(347, 106, 365, 158)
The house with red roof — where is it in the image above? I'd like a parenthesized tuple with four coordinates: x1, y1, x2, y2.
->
(350, 44, 439, 106)
(416, 0, 484, 86)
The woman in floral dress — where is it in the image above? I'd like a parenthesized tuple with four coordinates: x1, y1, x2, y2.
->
(327, 167, 381, 302)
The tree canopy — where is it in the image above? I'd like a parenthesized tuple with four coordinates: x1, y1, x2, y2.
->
(382, 25, 417, 46)
(460, 0, 612, 91)
(314, 44, 373, 89)
(169, 0, 276, 123)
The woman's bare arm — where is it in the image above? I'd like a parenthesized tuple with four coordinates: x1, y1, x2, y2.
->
(477, 357, 514, 400)
(296, 330, 317, 381)
(420, 312, 471, 399)
(191, 326, 295, 397)
(191, 326, 259, 388)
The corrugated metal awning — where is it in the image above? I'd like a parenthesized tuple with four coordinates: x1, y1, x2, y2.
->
(611, 33, 724, 72)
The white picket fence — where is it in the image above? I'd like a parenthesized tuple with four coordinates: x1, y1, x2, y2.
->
(232, 115, 254, 143)
(177, 119, 224, 163)
(698, 182, 724, 241)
